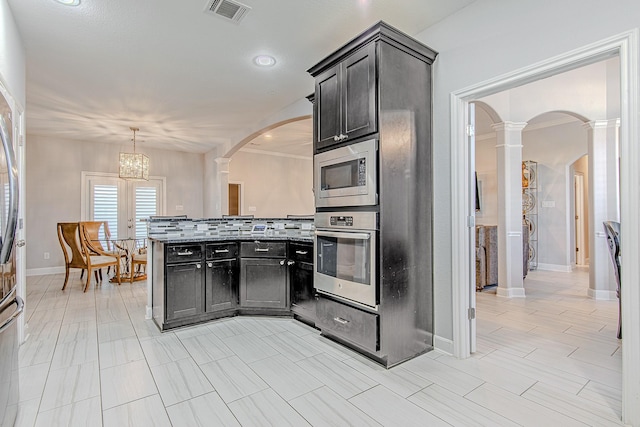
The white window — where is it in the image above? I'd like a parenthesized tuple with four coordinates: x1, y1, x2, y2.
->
(82, 172, 165, 239)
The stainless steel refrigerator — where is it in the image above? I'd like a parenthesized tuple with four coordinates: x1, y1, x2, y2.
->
(0, 95, 22, 426)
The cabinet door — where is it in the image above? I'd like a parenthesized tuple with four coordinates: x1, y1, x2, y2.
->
(205, 259, 238, 313)
(290, 261, 315, 321)
(240, 258, 288, 309)
(342, 42, 377, 142)
(166, 262, 203, 320)
(315, 65, 341, 150)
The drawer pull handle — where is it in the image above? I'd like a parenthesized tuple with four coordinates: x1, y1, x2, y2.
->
(177, 250, 193, 256)
(295, 250, 308, 255)
(255, 248, 269, 252)
(214, 249, 229, 254)
(333, 317, 349, 325)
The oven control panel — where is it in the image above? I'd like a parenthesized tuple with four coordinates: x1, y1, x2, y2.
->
(330, 216, 354, 227)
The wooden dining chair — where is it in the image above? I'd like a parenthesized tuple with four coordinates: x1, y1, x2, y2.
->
(57, 222, 121, 292)
(130, 239, 147, 282)
(80, 221, 125, 279)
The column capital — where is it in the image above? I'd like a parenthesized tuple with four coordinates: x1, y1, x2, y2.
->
(215, 157, 231, 173)
(491, 121, 528, 132)
(583, 118, 620, 130)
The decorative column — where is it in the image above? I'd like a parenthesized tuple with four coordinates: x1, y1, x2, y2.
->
(214, 157, 231, 217)
(585, 119, 619, 300)
(493, 122, 527, 298)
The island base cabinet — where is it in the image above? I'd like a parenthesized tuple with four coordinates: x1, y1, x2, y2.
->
(205, 259, 238, 313)
(240, 258, 288, 310)
(166, 262, 204, 321)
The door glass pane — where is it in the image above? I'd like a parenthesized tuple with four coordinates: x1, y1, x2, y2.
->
(135, 186, 157, 239)
(93, 184, 118, 240)
(316, 235, 370, 285)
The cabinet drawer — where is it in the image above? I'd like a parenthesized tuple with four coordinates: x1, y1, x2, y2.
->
(206, 242, 238, 260)
(166, 244, 203, 264)
(289, 242, 313, 263)
(316, 297, 378, 353)
(240, 241, 286, 258)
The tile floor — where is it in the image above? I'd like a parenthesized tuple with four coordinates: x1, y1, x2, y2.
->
(14, 267, 623, 426)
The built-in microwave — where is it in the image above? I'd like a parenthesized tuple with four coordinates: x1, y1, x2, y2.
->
(314, 139, 377, 208)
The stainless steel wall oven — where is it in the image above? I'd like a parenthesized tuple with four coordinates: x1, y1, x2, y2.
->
(314, 212, 377, 309)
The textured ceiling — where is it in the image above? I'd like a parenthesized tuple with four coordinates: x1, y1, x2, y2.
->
(7, 0, 476, 154)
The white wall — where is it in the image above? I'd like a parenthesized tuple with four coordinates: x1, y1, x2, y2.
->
(0, 0, 25, 107)
(522, 121, 588, 268)
(26, 135, 204, 270)
(415, 0, 640, 343)
(573, 155, 590, 262)
(228, 150, 313, 217)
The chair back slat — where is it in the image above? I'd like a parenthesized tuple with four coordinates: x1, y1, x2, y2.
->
(57, 222, 88, 269)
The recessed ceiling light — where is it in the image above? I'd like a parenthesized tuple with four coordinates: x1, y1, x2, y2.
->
(253, 55, 276, 67)
(55, 0, 80, 5)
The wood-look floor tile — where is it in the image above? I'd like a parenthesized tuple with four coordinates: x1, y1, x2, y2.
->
(261, 331, 323, 362)
(250, 354, 323, 401)
(222, 332, 278, 364)
(435, 353, 536, 395)
(465, 382, 589, 427)
(150, 357, 214, 406)
(349, 385, 450, 427)
(50, 338, 99, 370)
(408, 383, 519, 426)
(98, 336, 145, 368)
(206, 318, 251, 339)
(140, 333, 190, 367)
(179, 332, 235, 365)
(34, 396, 102, 427)
(199, 355, 269, 403)
(290, 386, 382, 427)
(522, 382, 622, 426)
(228, 388, 311, 427)
(296, 353, 377, 399)
(102, 394, 171, 427)
(97, 319, 136, 343)
(166, 392, 241, 427)
(57, 320, 98, 344)
(100, 359, 157, 410)
(40, 361, 100, 412)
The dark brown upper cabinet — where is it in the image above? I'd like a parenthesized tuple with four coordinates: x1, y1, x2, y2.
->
(313, 42, 377, 151)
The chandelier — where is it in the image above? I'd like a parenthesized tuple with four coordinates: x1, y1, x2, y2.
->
(119, 127, 149, 180)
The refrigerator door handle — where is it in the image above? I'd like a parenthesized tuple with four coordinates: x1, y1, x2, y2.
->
(0, 296, 23, 335)
(0, 115, 19, 265)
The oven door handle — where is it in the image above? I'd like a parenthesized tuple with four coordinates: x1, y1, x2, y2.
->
(315, 230, 371, 240)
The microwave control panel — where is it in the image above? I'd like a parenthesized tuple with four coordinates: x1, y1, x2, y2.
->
(330, 216, 354, 227)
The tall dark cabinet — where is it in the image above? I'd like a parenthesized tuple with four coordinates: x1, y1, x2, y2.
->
(308, 21, 437, 367)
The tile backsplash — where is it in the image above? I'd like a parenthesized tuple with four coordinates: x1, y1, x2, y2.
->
(147, 217, 315, 240)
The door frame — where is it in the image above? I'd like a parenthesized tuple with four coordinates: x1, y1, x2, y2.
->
(450, 30, 639, 423)
(574, 172, 587, 266)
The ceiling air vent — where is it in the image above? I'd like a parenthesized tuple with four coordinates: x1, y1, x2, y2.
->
(204, 0, 251, 23)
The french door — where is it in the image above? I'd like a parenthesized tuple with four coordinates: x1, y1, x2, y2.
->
(82, 172, 165, 240)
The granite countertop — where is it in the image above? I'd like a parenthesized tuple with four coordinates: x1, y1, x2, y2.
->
(149, 234, 314, 244)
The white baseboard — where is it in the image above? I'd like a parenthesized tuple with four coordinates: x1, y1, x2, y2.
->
(433, 335, 453, 355)
(536, 263, 573, 272)
(587, 288, 618, 301)
(27, 266, 65, 276)
(496, 287, 526, 298)
(146, 306, 153, 320)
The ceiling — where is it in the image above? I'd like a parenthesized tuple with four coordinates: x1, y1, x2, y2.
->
(7, 0, 476, 154)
